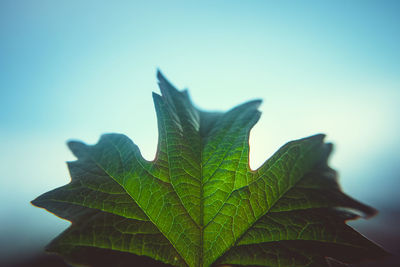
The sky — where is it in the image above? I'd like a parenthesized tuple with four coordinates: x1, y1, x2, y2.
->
(0, 0, 399, 265)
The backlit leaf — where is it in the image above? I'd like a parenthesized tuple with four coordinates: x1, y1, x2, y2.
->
(32, 72, 387, 266)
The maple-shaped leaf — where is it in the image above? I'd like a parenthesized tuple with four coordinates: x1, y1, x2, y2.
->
(32, 72, 387, 267)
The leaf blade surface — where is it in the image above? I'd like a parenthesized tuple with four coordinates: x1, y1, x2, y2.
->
(32, 72, 387, 267)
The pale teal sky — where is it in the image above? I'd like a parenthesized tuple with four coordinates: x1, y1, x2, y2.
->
(0, 0, 399, 263)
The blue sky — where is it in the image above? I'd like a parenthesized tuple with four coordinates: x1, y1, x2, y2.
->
(0, 0, 399, 263)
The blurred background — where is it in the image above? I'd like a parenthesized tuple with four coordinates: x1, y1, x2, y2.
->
(0, 0, 399, 266)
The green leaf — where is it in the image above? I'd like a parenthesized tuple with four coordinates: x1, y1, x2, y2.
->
(32, 71, 388, 267)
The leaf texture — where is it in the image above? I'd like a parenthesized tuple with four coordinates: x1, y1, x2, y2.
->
(32, 71, 387, 267)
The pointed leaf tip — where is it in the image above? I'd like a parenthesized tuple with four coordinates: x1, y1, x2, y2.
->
(156, 71, 181, 99)
(312, 133, 326, 140)
(240, 99, 263, 110)
(152, 91, 164, 110)
(302, 133, 326, 145)
(67, 140, 89, 159)
(156, 69, 169, 85)
(156, 68, 163, 80)
(152, 91, 161, 100)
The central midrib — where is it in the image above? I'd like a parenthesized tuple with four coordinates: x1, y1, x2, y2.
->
(199, 136, 204, 267)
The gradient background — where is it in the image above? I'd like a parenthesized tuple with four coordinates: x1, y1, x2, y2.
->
(1, 0, 399, 266)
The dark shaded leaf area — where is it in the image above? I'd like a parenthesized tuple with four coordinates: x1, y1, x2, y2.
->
(32, 72, 387, 267)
